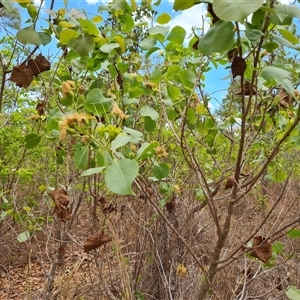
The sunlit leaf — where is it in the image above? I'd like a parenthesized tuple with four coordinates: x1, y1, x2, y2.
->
(105, 159, 139, 195)
(25, 133, 41, 149)
(17, 231, 30, 243)
(213, 0, 264, 23)
(198, 21, 234, 56)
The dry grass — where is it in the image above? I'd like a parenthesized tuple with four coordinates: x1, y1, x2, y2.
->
(1, 179, 300, 300)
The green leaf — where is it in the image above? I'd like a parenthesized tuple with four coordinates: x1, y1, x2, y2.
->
(167, 85, 180, 100)
(71, 33, 95, 56)
(105, 159, 139, 195)
(286, 286, 300, 300)
(152, 163, 170, 179)
(16, 26, 43, 46)
(59, 29, 79, 45)
(140, 37, 157, 50)
(38, 32, 52, 46)
(279, 29, 299, 44)
(176, 69, 196, 89)
(271, 34, 300, 50)
(122, 13, 134, 32)
(263, 42, 279, 52)
(198, 21, 234, 56)
(157, 13, 172, 25)
(111, 134, 132, 151)
(144, 116, 156, 132)
(1, 0, 13, 12)
(287, 229, 300, 238)
(74, 145, 89, 169)
(84, 88, 113, 115)
(46, 108, 64, 131)
(17, 231, 30, 243)
(167, 26, 186, 45)
(149, 68, 161, 84)
(149, 26, 169, 42)
(213, 0, 264, 23)
(79, 19, 100, 36)
(25, 133, 41, 149)
(173, 0, 202, 11)
(146, 47, 161, 59)
(80, 167, 105, 176)
(137, 141, 159, 159)
(245, 29, 264, 41)
(100, 43, 120, 53)
(123, 127, 143, 143)
(261, 66, 289, 82)
(140, 105, 159, 120)
(270, 5, 300, 25)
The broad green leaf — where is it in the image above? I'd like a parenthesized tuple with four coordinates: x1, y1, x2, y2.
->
(111, 134, 132, 151)
(287, 229, 300, 238)
(149, 68, 161, 84)
(137, 141, 159, 159)
(187, 107, 196, 124)
(140, 105, 159, 120)
(46, 108, 64, 131)
(117, 62, 129, 74)
(113, 35, 126, 54)
(74, 145, 89, 169)
(286, 286, 300, 300)
(17, 231, 30, 243)
(271, 34, 300, 50)
(144, 116, 156, 132)
(176, 69, 196, 89)
(1, 0, 13, 12)
(149, 26, 170, 40)
(27, 4, 38, 19)
(198, 21, 234, 56)
(25, 133, 41, 149)
(123, 127, 143, 143)
(167, 26, 186, 45)
(263, 42, 279, 52)
(59, 29, 79, 45)
(140, 37, 157, 50)
(108, 64, 117, 78)
(122, 13, 134, 32)
(71, 33, 95, 56)
(270, 5, 300, 25)
(38, 32, 52, 46)
(157, 13, 171, 24)
(213, 0, 264, 23)
(100, 43, 120, 53)
(16, 26, 43, 46)
(152, 163, 170, 179)
(80, 167, 105, 176)
(279, 29, 299, 44)
(261, 66, 294, 94)
(173, 0, 203, 11)
(79, 19, 100, 36)
(105, 159, 139, 195)
(146, 47, 161, 59)
(245, 29, 264, 41)
(167, 85, 180, 100)
(84, 88, 113, 115)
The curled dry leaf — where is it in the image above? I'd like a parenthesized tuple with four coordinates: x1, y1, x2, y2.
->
(50, 188, 72, 222)
(10, 55, 51, 88)
(224, 176, 236, 190)
(27, 55, 51, 76)
(231, 56, 246, 79)
(250, 236, 272, 263)
(11, 64, 34, 88)
(278, 88, 291, 108)
(36, 101, 46, 116)
(166, 196, 176, 213)
(84, 231, 111, 252)
(234, 81, 257, 96)
(227, 48, 238, 62)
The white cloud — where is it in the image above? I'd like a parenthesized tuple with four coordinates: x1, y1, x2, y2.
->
(85, 0, 102, 4)
(167, 3, 209, 37)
